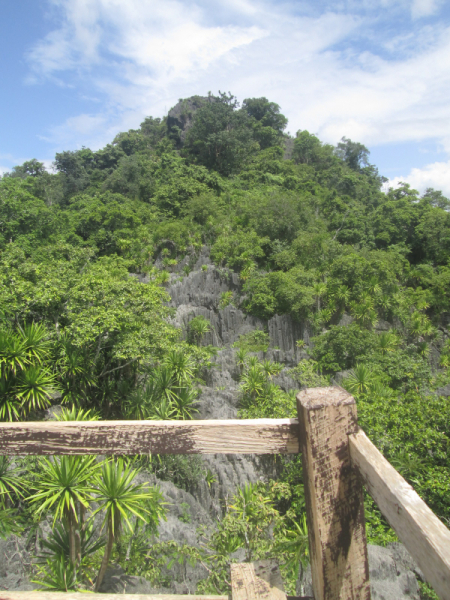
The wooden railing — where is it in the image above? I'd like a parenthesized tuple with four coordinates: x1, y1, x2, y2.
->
(0, 387, 449, 600)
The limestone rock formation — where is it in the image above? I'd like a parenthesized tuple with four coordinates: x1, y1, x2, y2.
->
(297, 543, 422, 599)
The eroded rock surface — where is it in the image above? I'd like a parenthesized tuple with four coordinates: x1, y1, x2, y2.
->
(297, 543, 421, 600)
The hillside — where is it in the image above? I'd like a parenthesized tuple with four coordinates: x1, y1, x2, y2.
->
(0, 92, 449, 598)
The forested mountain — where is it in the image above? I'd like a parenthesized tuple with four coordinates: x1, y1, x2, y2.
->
(1, 92, 449, 597)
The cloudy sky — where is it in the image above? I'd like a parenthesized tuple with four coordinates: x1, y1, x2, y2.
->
(1, 0, 450, 194)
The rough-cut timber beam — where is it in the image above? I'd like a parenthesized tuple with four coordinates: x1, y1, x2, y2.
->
(0, 419, 299, 455)
(297, 387, 371, 600)
(350, 430, 450, 600)
(0, 594, 227, 600)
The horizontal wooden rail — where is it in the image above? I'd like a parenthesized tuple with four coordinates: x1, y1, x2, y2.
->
(0, 419, 300, 455)
(0, 594, 227, 600)
(350, 430, 450, 600)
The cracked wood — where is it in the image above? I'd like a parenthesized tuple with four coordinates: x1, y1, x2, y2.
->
(0, 419, 300, 455)
(0, 595, 227, 600)
(231, 561, 287, 600)
(350, 429, 450, 600)
(297, 387, 371, 600)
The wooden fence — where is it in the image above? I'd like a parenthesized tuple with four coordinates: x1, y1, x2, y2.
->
(0, 387, 449, 600)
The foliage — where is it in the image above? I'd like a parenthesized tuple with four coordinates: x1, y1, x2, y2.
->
(197, 480, 308, 595)
(0, 323, 58, 420)
(287, 359, 330, 388)
(187, 315, 211, 346)
(92, 458, 166, 591)
(33, 555, 79, 592)
(2, 90, 450, 593)
(232, 330, 270, 353)
(146, 454, 205, 491)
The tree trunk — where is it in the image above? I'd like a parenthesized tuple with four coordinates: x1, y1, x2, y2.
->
(68, 509, 76, 566)
(95, 514, 114, 592)
(75, 502, 86, 565)
(75, 526, 81, 566)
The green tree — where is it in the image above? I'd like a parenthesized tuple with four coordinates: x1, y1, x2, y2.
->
(6, 159, 46, 179)
(184, 92, 258, 176)
(335, 137, 370, 171)
(93, 458, 165, 591)
(27, 456, 100, 566)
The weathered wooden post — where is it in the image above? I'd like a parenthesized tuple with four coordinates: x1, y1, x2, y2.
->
(297, 387, 370, 600)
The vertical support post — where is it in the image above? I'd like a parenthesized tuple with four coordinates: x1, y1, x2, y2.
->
(297, 387, 370, 600)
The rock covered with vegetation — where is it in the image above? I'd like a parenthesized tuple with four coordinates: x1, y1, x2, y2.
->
(1, 91, 449, 598)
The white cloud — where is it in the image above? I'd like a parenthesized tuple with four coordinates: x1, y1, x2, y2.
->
(389, 160, 450, 197)
(411, 0, 442, 18)
(39, 113, 109, 148)
(23, 0, 450, 195)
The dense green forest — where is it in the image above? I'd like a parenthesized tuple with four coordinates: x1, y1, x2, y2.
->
(1, 92, 449, 596)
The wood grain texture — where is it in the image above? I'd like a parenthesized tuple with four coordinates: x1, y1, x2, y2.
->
(0, 419, 299, 455)
(350, 430, 450, 600)
(297, 387, 371, 600)
(231, 561, 286, 600)
(0, 595, 227, 600)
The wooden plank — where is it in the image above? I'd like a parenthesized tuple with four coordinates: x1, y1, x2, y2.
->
(350, 429, 450, 600)
(297, 387, 371, 600)
(231, 561, 286, 600)
(0, 419, 299, 455)
(0, 594, 227, 600)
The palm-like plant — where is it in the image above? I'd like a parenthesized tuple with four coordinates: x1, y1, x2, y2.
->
(164, 350, 196, 386)
(240, 365, 266, 403)
(261, 360, 282, 379)
(0, 330, 28, 377)
(377, 293, 392, 314)
(377, 331, 399, 355)
(125, 386, 154, 420)
(0, 456, 27, 506)
(16, 365, 58, 413)
(188, 315, 211, 346)
(440, 354, 450, 369)
(18, 322, 51, 364)
(37, 521, 105, 568)
(235, 348, 248, 373)
(0, 377, 20, 421)
(0, 507, 22, 539)
(245, 355, 260, 369)
(229, 482, 277, 562)
(334, 284, 351, 307)
(157, 270, 170, 285)
(0, 325, 58, 420)
(59, 341, 96, 406)
(173, 387, 199, 420)
(56, 405, 100, 422)
(152, 365, 177, 403)
(148, 395, 178, 420)
(344, 364, 375, 395)
(417, 341, 430, 358)
(312, 282, 327, 312)
(365, 276, 381, 295)
(92, 458, 165, 591)
(277, 514, 309, 581)
(27, 456, 100, 565)
(350, 300, 378, 329)
(33, 556, 78, 592)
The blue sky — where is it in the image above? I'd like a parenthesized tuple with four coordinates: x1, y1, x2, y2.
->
(1, 0, 450, 195)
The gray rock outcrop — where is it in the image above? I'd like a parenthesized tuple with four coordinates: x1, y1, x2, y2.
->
(167, 96, 212, 145)
(0, 536, 35, 592)
(297, 543, 421, 599)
